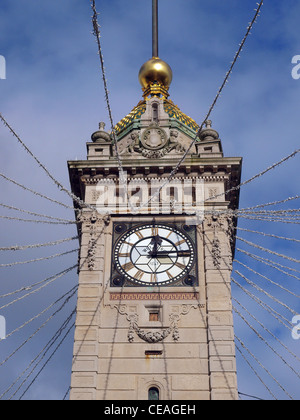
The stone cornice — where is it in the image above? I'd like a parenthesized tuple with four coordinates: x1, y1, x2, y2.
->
(82, 174, 230, 185)
(68, 157, 242, 175)
(68, 157, 242, 212)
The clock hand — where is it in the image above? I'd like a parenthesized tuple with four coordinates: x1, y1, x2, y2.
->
(149, 234, 162, 257)
(155, 250, 191, 257)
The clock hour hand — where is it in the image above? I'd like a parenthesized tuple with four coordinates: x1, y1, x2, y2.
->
(149, 235, 162, 257)
(155, 250, 191, 258)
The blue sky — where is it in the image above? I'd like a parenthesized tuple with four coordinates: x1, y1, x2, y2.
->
(0, 0, 299, 400)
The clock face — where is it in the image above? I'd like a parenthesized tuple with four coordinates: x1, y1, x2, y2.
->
(113, 223, 195, 286)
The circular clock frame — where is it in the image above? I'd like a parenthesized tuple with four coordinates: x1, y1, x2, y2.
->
(113, 223, 196, 286)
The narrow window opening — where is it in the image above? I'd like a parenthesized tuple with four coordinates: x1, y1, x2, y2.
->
(145, 350, 163, 356)
(192, 186, 196, 204)
(152, 103, 159, 123)
(169, 186, 175, 200)
(148, 387, 160, 401)
(149, 312, 159, 322)
(204, 146, 213, 152)
(149, 309, 160, 322)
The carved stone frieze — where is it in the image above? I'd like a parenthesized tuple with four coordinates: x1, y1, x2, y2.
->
(110, 292, 200, 301)
(141, 125, 168, 150)
(205, 214, 225, 233)
(115, 304, 199, 344)
(77, 210, 110, 271)
(207, 213, 236, 239)
(77, 210, 110, 236)
(124, 126, 186, 159)
(130, 322, 174, 344)
(204, 214, 235, 270)
(86, 238, 97, 271)
(211, 238, 221, 268)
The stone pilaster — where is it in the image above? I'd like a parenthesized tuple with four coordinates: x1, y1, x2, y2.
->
(70, 211, 110, 400)
(203, 215, 238, 400)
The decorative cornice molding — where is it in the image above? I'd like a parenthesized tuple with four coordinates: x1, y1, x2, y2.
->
(110, 292, 200, 301)
(82, 174, 230, 185)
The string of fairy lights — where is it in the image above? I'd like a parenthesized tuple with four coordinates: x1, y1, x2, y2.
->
(0, 0, 299, 401)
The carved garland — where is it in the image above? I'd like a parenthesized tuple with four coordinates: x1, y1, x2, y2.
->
(127, 313, 179, 344)
(205, 214, 235, 268)
(116, 304, 199, 344)
(76, 210, 110, 271)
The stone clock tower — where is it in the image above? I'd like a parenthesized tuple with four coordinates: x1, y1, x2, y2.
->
(68, 42, 242, 399)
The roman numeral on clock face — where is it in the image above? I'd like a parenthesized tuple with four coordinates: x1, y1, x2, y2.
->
(135, 270, 144, 280)
(150, 273, 158, 283)
(166, 271, 173, 279)
(175, 239, 186, 246)
(123, 241, 134, 247)
(118, 252, 131, 258)
(175, 262, 186, 270)
(121, 262, 135, 272)
(152, 227, 158, 236)
(135, 231, 144, 239)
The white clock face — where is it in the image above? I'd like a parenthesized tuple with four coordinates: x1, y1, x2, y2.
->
(114, 224, 195, 286)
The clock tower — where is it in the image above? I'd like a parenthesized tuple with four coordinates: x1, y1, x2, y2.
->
(68, 3, 242, 401)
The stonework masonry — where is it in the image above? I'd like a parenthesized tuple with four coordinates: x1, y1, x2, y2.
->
(68, 95, 242, 400)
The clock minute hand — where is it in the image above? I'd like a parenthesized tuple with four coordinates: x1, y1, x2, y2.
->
(149, 235, 162, 257)
(155, 250, 191, 257)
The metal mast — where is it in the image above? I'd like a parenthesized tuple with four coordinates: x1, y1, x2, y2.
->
(152, 0, 158, 57)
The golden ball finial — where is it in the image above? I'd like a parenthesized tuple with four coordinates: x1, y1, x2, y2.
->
(139, 57, 173, 91)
